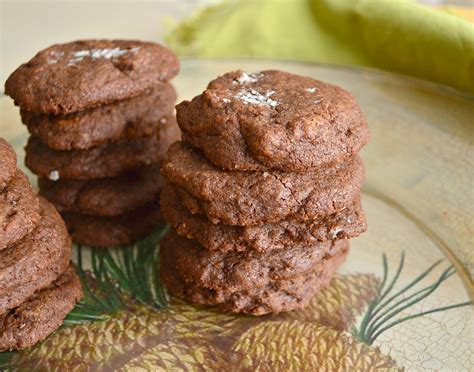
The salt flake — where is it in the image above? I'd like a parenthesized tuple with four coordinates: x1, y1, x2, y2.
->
(306, 87, 317, 93)
(236, 72, 262, 84)
(235, 89, 278, 107)
(48, 170, 60, 181)
(67, 47, 140, 66)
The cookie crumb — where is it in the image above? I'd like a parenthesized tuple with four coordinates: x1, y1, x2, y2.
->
(48, 170, 60, 181)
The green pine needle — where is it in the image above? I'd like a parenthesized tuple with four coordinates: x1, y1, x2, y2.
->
(0, 352, 14, 370)
(357, 253, 389, 338)
(353, 252, 473, 345)
(63, 224, 169, 325)
(0, 225, 170, 368)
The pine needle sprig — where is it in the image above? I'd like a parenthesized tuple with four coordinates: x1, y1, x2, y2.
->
(353, 252, 473, 345)
(0, 352, 14, 370)
(63, 224, 169, 325)
(0, 225, 169, 369)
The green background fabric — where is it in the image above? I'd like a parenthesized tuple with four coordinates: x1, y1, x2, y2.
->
(167, 0, 474, 93)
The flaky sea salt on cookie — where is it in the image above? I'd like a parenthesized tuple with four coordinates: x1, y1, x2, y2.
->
(177, 70, 369, 172)
(5, 39, 179, 114)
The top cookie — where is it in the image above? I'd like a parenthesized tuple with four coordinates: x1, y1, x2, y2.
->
(5, 39, 179, 114)
(177, 70, 369, 172)
(0, 138, 17, 190)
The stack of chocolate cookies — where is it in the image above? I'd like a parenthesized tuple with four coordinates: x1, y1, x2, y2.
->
(5, 40, 180, 247)
(0, 138, 81, 351)
(160, 70, 369, 315)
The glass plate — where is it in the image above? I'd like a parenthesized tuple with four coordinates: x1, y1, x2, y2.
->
(1, 60, 472, 370)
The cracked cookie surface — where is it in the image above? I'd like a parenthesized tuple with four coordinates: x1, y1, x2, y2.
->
(0, 264, 82, 351)
(5, 39, 179, 114)
(0, 138, 17, 191)
(39, 165, 162, 217)
(22, 84, 177, 150)
(161, 184, 366, 252)
(161, 232, 349, 315)
(177, 70, 369, 172)
(26, 115, 179, 180)
(161, 141, 364, 225)
(160, 230, 347, 293)
(0, 197, 71, 315)
(0, 169, 40, 251)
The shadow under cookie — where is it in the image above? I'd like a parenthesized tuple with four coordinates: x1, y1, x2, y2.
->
(62, 200, 163, 247)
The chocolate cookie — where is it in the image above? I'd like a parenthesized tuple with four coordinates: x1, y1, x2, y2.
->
(160, 230, 346, 293)
(0, 170, 40, 251)
(39, 165, 162, 217)
(161, 240, 348, 315)
(161, 142, 364, 225)
(161, 184, 366, 253)
(0, 265, 82, 351)
(176, 70, 369, 172)
(0, 197, 71, 314)
(25, 116, 180, 180)
(0, 138, 17, 191)
(22, 84, 177, 150)
(62, 201, 163, 247)
(5, 39, 179, 114)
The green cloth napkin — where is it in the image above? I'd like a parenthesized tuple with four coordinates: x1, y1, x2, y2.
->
(167, 0, 474, 94)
